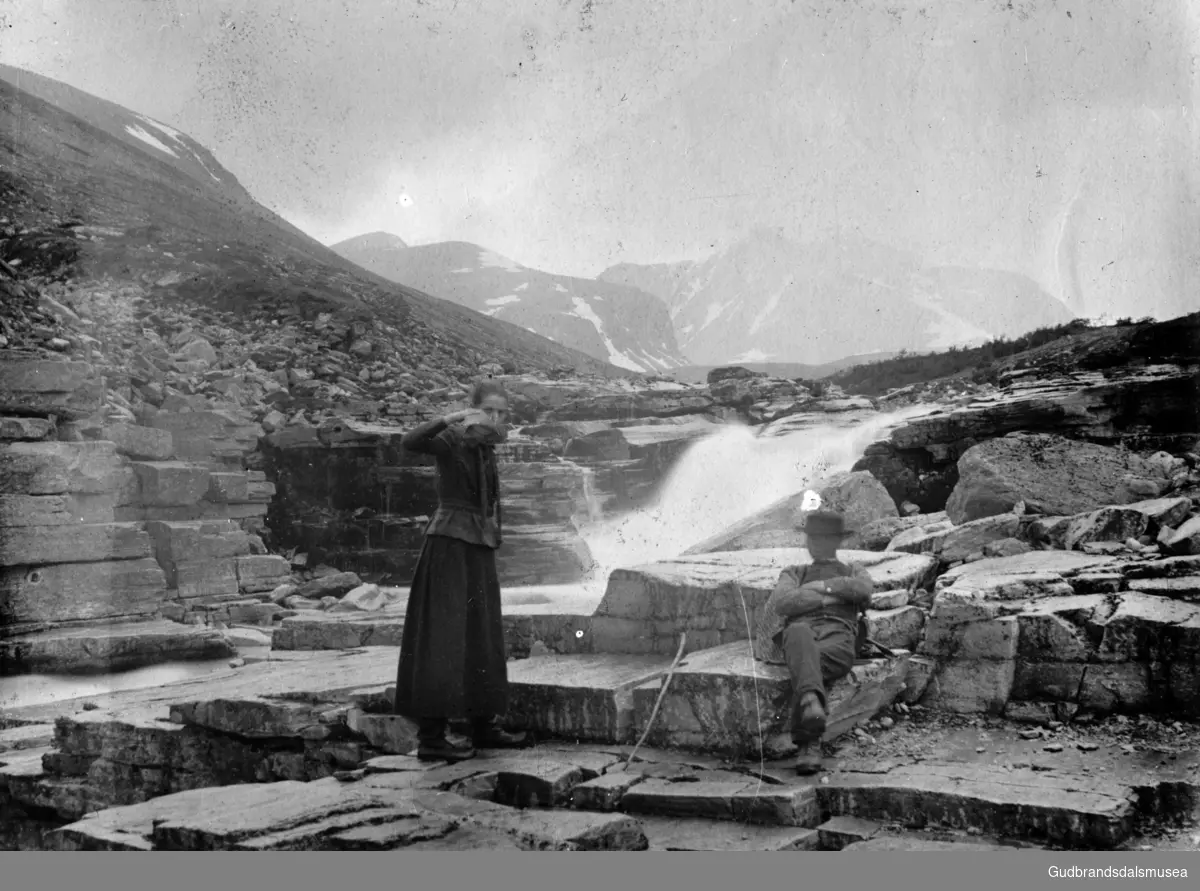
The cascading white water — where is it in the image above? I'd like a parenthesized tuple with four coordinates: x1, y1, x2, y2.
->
(578, 465, 602, 524)
(574, 406, 932, 593)
(556, 457, 604, 526)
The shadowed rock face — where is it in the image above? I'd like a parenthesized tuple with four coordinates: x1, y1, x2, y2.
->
(944, 433, 1172, 525)
(853, 314, 1200, 513)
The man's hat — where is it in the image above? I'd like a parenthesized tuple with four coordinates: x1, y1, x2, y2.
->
(803, 510, 853, 538)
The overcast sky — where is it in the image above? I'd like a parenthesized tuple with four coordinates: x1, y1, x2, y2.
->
(4, 0, 1199, 320)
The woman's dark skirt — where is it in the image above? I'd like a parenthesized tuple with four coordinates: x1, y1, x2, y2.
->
(393, 533, 509, 721)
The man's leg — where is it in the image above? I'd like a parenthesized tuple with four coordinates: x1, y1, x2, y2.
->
(813, 621, 857, 707)
(781, 621, 856, 776)
(781, 622, 827, 742)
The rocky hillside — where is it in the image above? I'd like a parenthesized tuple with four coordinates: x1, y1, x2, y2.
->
(600, 230, 1076, 366)
(0, 66, 625, 390)
(332, 235, 688, 375)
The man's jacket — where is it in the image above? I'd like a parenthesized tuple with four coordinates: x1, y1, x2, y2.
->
(754, 559, 875, 664)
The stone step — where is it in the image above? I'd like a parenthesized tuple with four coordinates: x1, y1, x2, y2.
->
(1126, 576, 1200, 601)
(841, 834, 1030, 851)
(816, 762, 1138, 849)
(273, 611, 407, 650)
(503, 653, 674, 743)
(0, 620, 236, 674)
(627, 642, 912, 758)
(638, 816, 819, 851)
(815, 815, 885, 850)
(616, 774, 819, 827)
(591, 548, 939, 656)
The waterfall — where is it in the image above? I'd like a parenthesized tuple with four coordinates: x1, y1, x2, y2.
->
(575, 406, 932, 593)
(558, 457, 604, 527)
(579, 464, 602, 524)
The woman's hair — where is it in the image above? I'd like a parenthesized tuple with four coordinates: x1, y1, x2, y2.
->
(470, 379, 509, 407)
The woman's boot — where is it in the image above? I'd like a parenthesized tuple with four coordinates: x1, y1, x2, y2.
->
(472, 716, 529, 749)
(416, 717, 476, 762)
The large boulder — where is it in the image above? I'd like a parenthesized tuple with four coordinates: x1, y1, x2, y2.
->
(945, 433, 1167, 524)
(682, 470, 898, 555)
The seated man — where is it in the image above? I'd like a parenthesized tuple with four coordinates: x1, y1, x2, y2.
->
(755, 510, 875, 775)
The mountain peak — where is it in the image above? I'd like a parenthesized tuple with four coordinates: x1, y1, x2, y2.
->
(332, 238, 689, 373)
(331, 231, 409, 252)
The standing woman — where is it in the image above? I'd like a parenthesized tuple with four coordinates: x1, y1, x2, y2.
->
(394, 379, 527, 762)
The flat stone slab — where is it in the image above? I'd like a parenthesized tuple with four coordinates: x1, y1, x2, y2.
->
(815, 816, 883, 850)
(0, 620, 235, 674)
(273, 610, 407, 650)
(503, 654, 673, 743)
(3, 647, 400, 726)
(1125, 576, 1200, 601)
(271, 584, 603, 655)
(1123, 555, 1200, 580)
(936, 552, 1121, 598)
(629, 642, 911, 757)
(50, 777, 649, 851)
(592, 548, 938, 656)
(818, 762, 1137, 849)
(407, 747, 623, 808)
(638, 816, 819, 851)
(842, 835, 1019, 851)
(617, 775, 819, 826)
(0, 723, 56, 752)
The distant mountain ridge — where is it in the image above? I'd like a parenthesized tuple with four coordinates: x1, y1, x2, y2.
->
(600, 230, 1077, 366)
(331, 236, 689, 374)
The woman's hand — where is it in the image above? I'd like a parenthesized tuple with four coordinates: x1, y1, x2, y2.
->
(444, 408, 488, 427)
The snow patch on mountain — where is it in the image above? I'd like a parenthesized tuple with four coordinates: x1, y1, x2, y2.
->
(124, 124, 178, 157)
(478, 249, 522, 272)
(569, 296, 645, 372)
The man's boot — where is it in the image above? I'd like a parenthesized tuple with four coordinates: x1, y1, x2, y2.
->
(794, 741, 823, 776)
(792, 691, 828, 742)
(416, 718, 476, 763)
(473, 716, 529, 749)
